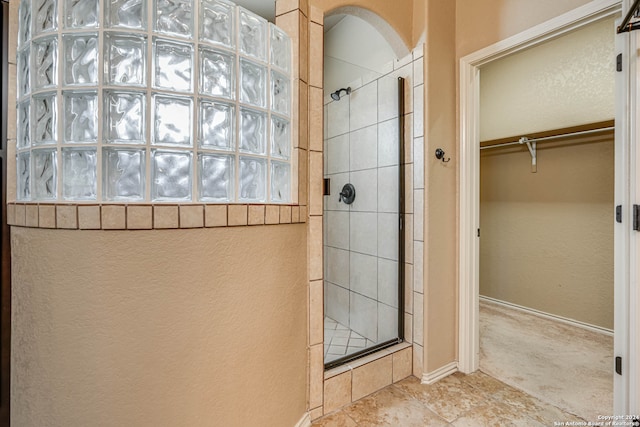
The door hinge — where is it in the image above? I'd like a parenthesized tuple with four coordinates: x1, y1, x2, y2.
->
(477, 228, 480, 237)
(616, 205, 622, 223)
(323, 178, 330, 196)
(615, 356, 622, 375)
(617, 53, 623, 72)
(634, 205, 640, 231)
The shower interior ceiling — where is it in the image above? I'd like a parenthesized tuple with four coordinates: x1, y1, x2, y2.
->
(234, 0, 276, 22)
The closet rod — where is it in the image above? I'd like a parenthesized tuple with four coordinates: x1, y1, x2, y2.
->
(480, 126, 614, 150)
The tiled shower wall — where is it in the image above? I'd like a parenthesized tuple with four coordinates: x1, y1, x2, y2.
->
(322, 47, 425, 367)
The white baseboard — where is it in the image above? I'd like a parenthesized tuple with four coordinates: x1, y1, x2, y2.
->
(421, 361, 458, 385)
(294, 413, 311, 427)
(480, 296, 613, 336)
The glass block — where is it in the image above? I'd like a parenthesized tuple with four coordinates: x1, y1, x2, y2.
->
(33, 36, 57, 90)
(17, 101, 31, 149)
(64, 0, 98, 28)
(63, 34, 99, 85)
(153, 39, 193, 92)
(270, 116, 290, 160)
(239, 156, 265, 202)
(17, 48, 30, 98)
(104, 90, 145, 144)
(239, 59, 266, 108)
(32, 92, 57, 145)
(199, 47, 234, 99)
(200, 0, 234, 48)
(32, 148, 57, 200)
(103, 148, 145, 201)
(239, 108, 265, 155)
(238, 7, 266, 61)
(18, 0, 31, 48)
(34, 0, 57, 35)
(63, 91, 98, 143)
(270, 24, 290, 74)
(104, 0, 146, 29)
(152, 94, 192, 147)
(199, 153, 233, 202)
(151, 150, 192, 201)
(154, 0, 193, 38)
(105, 33, 146, 86)
(199, 100, 234, 150)
(270, 160, 290, 203)
(62, 148, 97, 200)
(271, 71, 290, 116)
(16, 152, 31, 201)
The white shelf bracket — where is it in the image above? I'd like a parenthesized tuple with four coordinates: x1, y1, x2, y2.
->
(519, 137, 537, 173)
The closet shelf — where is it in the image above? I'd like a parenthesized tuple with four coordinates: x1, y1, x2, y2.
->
(480, 125, 614, 173)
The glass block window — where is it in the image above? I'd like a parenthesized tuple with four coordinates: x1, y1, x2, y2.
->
(16, 0, 292, 203)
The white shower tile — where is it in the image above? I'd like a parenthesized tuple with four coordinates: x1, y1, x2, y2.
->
(325, 246, 350, 288)
(413, 57, 424, 86)
(378, 166, 399, 214)
(378, 76, 399, 123)
(404, 114, 414, 159)
(324, 103, 328, 136)
(350, 292, 378, 342)
(350, 212, 377, 256)
(349, 169, 377, 213)
(394, 52, 413, 70)
(349, 125, 377, 171)
(325, 281, 350, 328)
(378, 119, 399, 168)
(324, 138, 328, 175)
(414, 136, 424, 189)
(404, 313, 413, 344)
(414, 189, 424, 241)
(378, 302, 399, 343)
(413, 44, 424, 60)
(350, 81, 377, 131)
(327, 97, 350, 138)
(378, 258, 398, 308)
(378, 213, 399, 261)
(404, 263, 413, 314)
(325, 210, 350, 250)
(350, 252, 377, 300)
(413, 85, 424, 137)
(327, 134, 349, 174)
(324, 172, 349, 212)
(414, 241, 424, 294)
(414, 292, 423, 345)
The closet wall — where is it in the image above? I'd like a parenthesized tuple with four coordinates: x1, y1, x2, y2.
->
(479, 17, 615, 329)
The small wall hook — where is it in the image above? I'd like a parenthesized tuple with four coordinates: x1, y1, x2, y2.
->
(435, 148, 451, 163)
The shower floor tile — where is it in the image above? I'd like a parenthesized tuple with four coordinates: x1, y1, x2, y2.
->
(324, 316, 377, 363)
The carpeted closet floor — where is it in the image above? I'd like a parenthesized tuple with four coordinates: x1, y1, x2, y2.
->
(479, 299, 613, 421)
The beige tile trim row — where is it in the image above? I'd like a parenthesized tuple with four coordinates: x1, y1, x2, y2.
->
(6, 203, 307, 230)
(318, 344, 413, 418)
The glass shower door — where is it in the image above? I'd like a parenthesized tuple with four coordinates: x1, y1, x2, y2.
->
(323, 76, 404, 368)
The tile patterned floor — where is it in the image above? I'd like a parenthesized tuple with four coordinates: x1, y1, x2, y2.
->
(324, 317, 376, 363)
(311, 371, 589, 426)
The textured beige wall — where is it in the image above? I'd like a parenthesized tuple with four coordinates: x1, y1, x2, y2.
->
(456, 0, 593, 58)
(422, 0, 458, 373)
(480, 135, 614, 329)
(11, 225, 308, 426)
